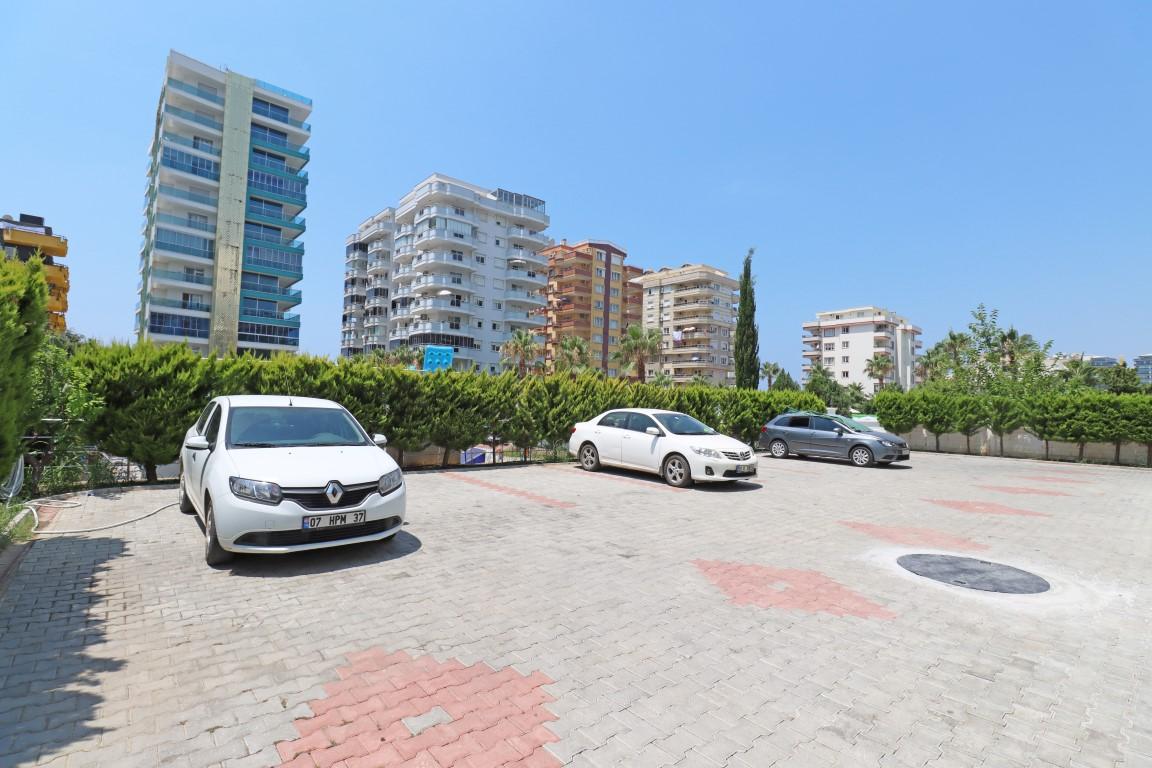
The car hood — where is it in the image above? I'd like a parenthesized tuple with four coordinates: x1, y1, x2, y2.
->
(224, 445, 398, 487)
(864, 430, 906, 445)
(675, 434, 753, 454)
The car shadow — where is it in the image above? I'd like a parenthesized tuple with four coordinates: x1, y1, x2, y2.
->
(578, 465, 764, 491)
(0, 536, 129, 765)
(786, 456, 913, 470)
(225, 530, 422, 577)
(696, 481, 764, 492)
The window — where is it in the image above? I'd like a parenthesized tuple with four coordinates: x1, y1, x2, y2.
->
(252, 97, 291, 123)
(475, 255, 485, 264)
(610, 304, 619, 312)
(188, 213, 209, 228)
(250, 123, 289, 147)
(491, 322, 501, 331)
(608, 335, 617, 344)
(494, 238, 502, 246)
(824, 329, 836, 337)
(454, 207, 465, 216)
(812, 417, 840, 432)
(611, 271, 620, 282)
(597, 412, 629, 429)
(476, 299, 484, 307)
(494, 301, 502, 310)
(491, 344, 500, 352)
(824, 357, 834, 365)
(610, 287, 620, 297)
(785, 416, 810, 429)
(842, 356, 850, 364)
(477, 321, 484, 329)
(593, 317, 604, 328)
(596, 250, 606, 261)
(595, 267, 605, 278)
(192, 136, 214, 152)
(841, 371, 850, 378)
(594, 300, 604, 310)
(842, 341, 849, 349)
(626, 413, 660, 433)
(842, 327, 850, 334)
(161, 146, 219, 180)
(609, 320, 618, 329)
(594, 284, 605, 294)
(593, 334, 604, 343)
(824, 343, 835, 351)
(194, 402, 217, 433)
(204, 406, 223, 445)
(252, 148, 287, 172)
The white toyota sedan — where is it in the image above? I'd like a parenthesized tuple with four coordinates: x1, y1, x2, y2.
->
(568, 409, 758, 487)
(179, 395, 406, 566)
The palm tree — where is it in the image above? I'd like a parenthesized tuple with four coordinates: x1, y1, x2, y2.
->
(689, 373, 713, 387)
(942, 330, 971, 373)
(376, 345, 422, 368)
(554, 336, 592, 376)
(760, 361, 783, 390)
(650, 371, 673, 388)
(612, 325, 663, 384)
(501, 329, 541, 378)
(1060, 355, 1099, 389)
(863, 355, 894, 392)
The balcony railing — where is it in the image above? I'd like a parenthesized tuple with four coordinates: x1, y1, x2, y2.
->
(246, 228, 304, 250)
(160, 155, 219, 182)
(166, 78, 224, 105)
(151, 268, 212, 286)
(159, 184, 218, 207)
(240, 308, 301, 326)
(162, 132, 221, 156)
(155, 213, 213, 233)
(252, 101, 311, 131)
(245, 205, 305, 231)
(248, 152, 309, 180)
(241, 284, 302, 302)
(164, 104, 223, 131)
(148, 296, 211, 312)
(249, 132, 310, 158)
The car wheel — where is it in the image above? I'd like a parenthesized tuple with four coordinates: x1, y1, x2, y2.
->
(850, 446, 875, 467)
(203, 498, 233, 566)
(768, 439, 789, 459)
(578, 442, 601, 472)
(178, 473, 196, 514)
(662, 454, 692, 488)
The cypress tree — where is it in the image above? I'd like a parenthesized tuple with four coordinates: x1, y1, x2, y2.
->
(733, 247, 759, 389)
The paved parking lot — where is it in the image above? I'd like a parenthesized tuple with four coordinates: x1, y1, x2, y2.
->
(2, 453, 1151, 768)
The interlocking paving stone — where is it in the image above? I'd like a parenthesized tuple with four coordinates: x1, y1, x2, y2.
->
(0, 455, 1148, 766)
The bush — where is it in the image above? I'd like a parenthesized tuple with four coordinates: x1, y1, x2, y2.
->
(0, 258, 47, 477)
(67, 347, 826, 472)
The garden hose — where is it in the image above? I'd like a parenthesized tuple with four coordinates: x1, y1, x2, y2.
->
(24, 494, 177, 535)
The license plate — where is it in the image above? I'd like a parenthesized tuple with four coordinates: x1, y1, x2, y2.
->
(736, 464, 757, 475)
(302, 511, 367, 530)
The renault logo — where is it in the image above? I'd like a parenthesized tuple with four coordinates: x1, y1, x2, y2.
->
(324, 481, 344, 505)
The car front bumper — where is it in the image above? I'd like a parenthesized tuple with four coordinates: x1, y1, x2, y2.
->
(214, 483, 407, 554)
(687, 455, 759, 482)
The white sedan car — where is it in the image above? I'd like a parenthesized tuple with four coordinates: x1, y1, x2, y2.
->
(568, 409, 758, 487)
(179, 395, 406, 566)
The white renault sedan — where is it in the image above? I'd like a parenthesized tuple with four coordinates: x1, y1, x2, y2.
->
(179, 395, 405, 566)
(568, 409, 758, 487)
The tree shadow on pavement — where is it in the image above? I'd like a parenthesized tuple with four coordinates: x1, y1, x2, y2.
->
(0, 535, 128, 765)
(227, 531, 422, 578)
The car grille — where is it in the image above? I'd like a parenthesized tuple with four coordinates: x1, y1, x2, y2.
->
(281, 482, 377, 510)
(234, 516, 402, 547)
(722, 450, 752, 461)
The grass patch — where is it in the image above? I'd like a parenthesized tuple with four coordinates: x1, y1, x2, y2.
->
(0, 501, 34, 553)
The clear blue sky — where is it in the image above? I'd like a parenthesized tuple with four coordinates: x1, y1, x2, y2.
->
(5, 1, 1150, 375)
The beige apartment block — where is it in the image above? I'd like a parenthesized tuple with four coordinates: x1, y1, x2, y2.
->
(801, 306, 922, 391)
(633, 264, 739, 386)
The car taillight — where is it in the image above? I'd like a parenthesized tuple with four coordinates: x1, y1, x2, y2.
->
(570, 426, 577, 434)
(761, 425, 768, 432)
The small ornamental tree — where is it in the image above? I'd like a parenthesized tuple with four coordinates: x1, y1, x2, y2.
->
(872, 390, 918, 435)
(421, 372, 486, 467)
(952, 395, 989, 455)
(0, 257, 47, 478)
(733, 248, 759, 389)
(1124, 395, 1152, 467)
(1025, 392, 1065, 461)
(916, 390, 957, 453)
(987, 395, 1025, 457)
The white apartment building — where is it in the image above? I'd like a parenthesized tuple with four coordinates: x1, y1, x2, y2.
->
(342, 209, 395, 356)
(633, 264, 739, 386)
(341, 174, 551, 371)
(802, 306, 922, 391)
(136, 51, 311, 356)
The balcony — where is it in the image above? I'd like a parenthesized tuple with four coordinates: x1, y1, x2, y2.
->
(252, 100, 311, 132)
(367, 260, 390, 277)
(158, 184, 217, 208)
(554, 265, 592, 280)
(802, 349, 821, 358)
(161, 132, 221, 156)
(506, 250, 548, 270)
(241, 284, 302, 306)
(802, 335, 823, 346)
(249, 132, 310, 162)
(505, 289, 546, 306)
(163, 104, 222, 132)
(151, 268, 212, 287)
(243, 256, 302, 280)
(410, 275, 473, 292)
(245, 205, 306, 233)
(411, 250, 475, 271)
(414, 228, 476, 248)
(393, 321, 470, 336)
(507, 228, 550, 248)
(408, 298, 473, 314)
(249, 152, 308, 180)
(247, 176, 306, 206)
(240, 307, 301, 327)
(505, 311, 546, 327)
(166, 78, 224, 105)
(148, 296, 211, 313)
(154, 212, 214, 233)
(247, 228, 304, 252)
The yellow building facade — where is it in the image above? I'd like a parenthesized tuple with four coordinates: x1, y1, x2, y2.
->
(1, 214, 69, 331)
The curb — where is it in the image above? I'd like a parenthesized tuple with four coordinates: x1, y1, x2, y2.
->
(0, 508, 35, 597)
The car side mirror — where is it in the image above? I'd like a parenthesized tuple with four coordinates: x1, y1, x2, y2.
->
(645, 426, 661, 436)
(185, 435, 210, 451)
(834, 427, 844, 436)
(373, 433, 388, 446)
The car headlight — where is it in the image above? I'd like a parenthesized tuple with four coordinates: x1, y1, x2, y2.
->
(229, 477, 282, 505)
(690, 446, 723, 459)
(879, 440, 897, 448)
(378, 468, 403, 496)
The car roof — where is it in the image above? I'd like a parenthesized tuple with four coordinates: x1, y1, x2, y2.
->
(222, 395, 342, 409)
(605, 408, 680, 416)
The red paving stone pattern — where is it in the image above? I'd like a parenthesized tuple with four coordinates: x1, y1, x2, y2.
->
(1017, 475, 1092, 484)
(693, 560, 895, 619)
(977, 485, 1073, 497)
(276, 649, 560, 768)
(444, 473, 577, 510)
(924, 499, 1050, 517)
(838, 521, 988, 550)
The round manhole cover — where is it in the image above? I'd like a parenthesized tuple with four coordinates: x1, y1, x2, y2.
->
(897, 554, 1050, 594)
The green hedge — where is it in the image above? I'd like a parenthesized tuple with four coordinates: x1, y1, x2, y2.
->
(76, 344, 825, 473)
(873, 389, 1152, 464)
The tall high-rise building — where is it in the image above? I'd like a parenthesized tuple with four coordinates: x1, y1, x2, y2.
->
(801, 306, 922, 391)
(633, 264, 739, 385)
(136, 51, 311, 356)
(342, 209, 395, 356)
(1, 213, 69, 332)
(542, 240, 643, 375)
(342, 174, 550, 372)
(1134, 354, 1152, 386)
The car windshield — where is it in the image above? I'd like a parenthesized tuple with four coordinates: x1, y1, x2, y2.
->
(226, 406, 369, 448)
(831, 415, 876, 433)
(653, 412, 717, 436)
